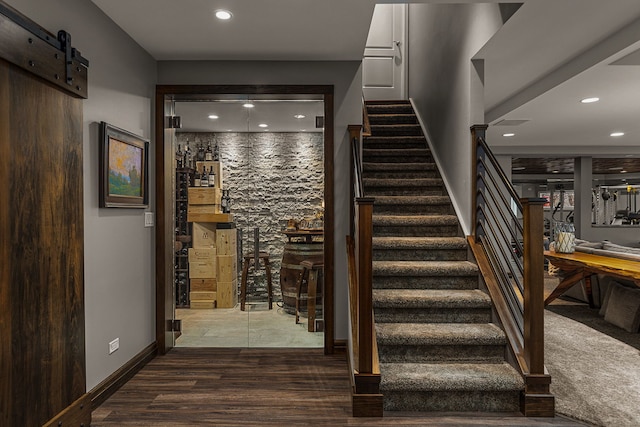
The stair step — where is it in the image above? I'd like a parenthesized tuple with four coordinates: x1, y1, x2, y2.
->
(364, 178, 444, 196)
(380, 362, 523, 412)
(362, 162, 438, 179)
(372, 236, 467, 261)
(376, 323, 507, 363)
(363, 136, 426, 150)
(370, 124, 423, 136)
(373, 196, 453, 215)
(373, 289, 490, 323)
(372, 214, 459, 237)
(366, 102, 414, 115)
(368, 114, 418, 125)
(363, 148, 431, 163)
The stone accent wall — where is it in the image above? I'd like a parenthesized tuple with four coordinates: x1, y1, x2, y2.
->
(177, 132, 324, 303)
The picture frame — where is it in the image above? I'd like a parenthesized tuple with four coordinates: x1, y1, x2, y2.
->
(99, 122, 149, 208)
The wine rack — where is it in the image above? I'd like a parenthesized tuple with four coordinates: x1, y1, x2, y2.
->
(175, 167, 193, 308)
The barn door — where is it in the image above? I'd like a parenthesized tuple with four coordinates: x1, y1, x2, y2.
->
(363, 3, 408, 100)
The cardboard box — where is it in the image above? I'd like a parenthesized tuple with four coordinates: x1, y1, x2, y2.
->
(217, 280, 237, 308)
(189, 261, 216, 279)
(195, 161, 223, 188)
(188, 247, 216, 264)
(188, 187, 222, 205)
(216, 229, 237, 256)
(217, 255, 238, 282)
(190, 278, 217, 292)
(190, 300, 216, 309)
(190, 291, 217, 301)
(188, 212, 233, 223)
(188, 204, 221, 215)
(192, 222, 216, 248)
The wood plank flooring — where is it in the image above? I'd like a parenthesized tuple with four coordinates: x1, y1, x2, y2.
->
(92, 348, 585, 426)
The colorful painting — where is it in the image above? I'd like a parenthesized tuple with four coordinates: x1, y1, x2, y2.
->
(100, 122, 148, 208)
(109, 137, 142, 197)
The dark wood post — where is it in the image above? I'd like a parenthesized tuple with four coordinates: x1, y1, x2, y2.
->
(470, 125, 488, 242)
(355, 197, 374, 374)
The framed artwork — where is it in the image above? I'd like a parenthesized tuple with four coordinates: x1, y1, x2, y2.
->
(539, 190, 574, 211)
(99, 122, 149, 208)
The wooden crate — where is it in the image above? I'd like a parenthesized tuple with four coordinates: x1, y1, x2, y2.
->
(192, 222, 216, 248)
(188, 247, 216, 263)
(217, 255, 238, 282)
(189, 261, 216, 279)
(217, 280, 237, 308)
(190, 291, 217, 301)
(190, 300, 216, 309)
(188, 212, 233, 223)
(188, 187, 221, 205)
(195, 161, 223, 188)
(216, 229, 237, 256)
(188, 204, 221, 215)
(190, 278, 217, 292)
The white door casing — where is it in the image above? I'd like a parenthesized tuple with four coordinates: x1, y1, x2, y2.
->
(363, 4, 407, 100)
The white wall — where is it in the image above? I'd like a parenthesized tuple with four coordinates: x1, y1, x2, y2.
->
(158, 60, 363, 340)
(408, 3, 503, 234)
(6, 0, 157, 389)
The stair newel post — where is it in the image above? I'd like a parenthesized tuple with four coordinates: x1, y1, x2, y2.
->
(470, 125, 488, 242)
(521, 197, 554, 415)
(355, 197, 375, 374)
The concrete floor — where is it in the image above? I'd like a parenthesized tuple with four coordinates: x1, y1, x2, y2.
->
(175, 302, 324, 348)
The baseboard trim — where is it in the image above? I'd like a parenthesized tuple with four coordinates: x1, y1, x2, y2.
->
(89, 341, 158, 410)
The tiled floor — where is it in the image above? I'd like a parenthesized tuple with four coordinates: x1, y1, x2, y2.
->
(175, 302, 324, 348)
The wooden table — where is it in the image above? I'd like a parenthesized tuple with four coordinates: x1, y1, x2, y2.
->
(544, 250, 640, 307)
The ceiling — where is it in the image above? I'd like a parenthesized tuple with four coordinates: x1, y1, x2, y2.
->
(88, 1, 640, 157)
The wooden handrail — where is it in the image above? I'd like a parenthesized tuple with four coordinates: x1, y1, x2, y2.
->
(362, 96, 371, 137)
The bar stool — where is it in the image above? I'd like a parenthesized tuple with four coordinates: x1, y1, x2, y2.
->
(295, 259, 324, 332)
(240, 251, 273, 311)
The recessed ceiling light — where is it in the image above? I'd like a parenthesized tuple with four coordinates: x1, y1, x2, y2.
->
(552, 170, 559, 174)
(625, 154, 634, 158)
(621, 170, 628, 173)
(513, 167, 526, 171)
(215, 10, 232, 20)
(208, 114, 219, 119)
(258, 123, 268, 128)
(243, 103, 254, 108)
(580, 97, 600, 104)
(503, 133, 515, 137)
(610, 132, 625, 137)
(609, 166, 624, 170)
(301, 129, 306, 132)
(294, 114, 306, 119)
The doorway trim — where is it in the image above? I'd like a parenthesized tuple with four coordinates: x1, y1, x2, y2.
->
(155, 84, 335, 354)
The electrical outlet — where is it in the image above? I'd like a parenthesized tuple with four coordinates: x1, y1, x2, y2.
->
(109, 338, 119, 354)
(144, 212, 154, 227)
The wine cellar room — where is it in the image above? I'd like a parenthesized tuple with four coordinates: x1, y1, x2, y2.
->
(172, 95, 326, 348)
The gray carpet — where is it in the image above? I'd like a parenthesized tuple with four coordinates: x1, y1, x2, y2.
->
(545, 307, 640, 426)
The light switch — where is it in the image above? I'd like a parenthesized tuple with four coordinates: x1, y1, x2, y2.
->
(144, 212, 154, 227)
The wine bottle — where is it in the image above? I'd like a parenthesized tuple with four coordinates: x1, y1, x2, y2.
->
(184, 138, 192, 168)
(200, 166, 209, 187)
(209, 166, 215, 187)
(213, 142, 220, 161)
(176, 143, 183, 168)
(221, 189, 228, 213)
(205, 140, 213, 161)
(194, 167, 201, 187)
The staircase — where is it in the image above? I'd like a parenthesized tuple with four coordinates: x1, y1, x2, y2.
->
(363, 100, 524, 413)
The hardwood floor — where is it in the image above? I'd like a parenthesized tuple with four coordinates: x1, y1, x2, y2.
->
(92, 348, 585, 426)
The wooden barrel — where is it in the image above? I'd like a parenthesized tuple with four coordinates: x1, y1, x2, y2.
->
(280, 241, 323, 315)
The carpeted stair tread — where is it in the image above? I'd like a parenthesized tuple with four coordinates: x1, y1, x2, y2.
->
(363, 148, 430, 157)
(373, 260, 478, 276)
(364, 178, 443, 187)
(373, 289, 489, 308)
(374, 195, 450, 205)
(370, 124, 423, 135)
(372, 214, 458, 226)
(363, 162, 435, 171)
(380, 362, 524, 392)
(366, 102, 413, 115)
(368, 114, 418, 125)
(376, 323, 506, 346)
(372, 236, 466, 250)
